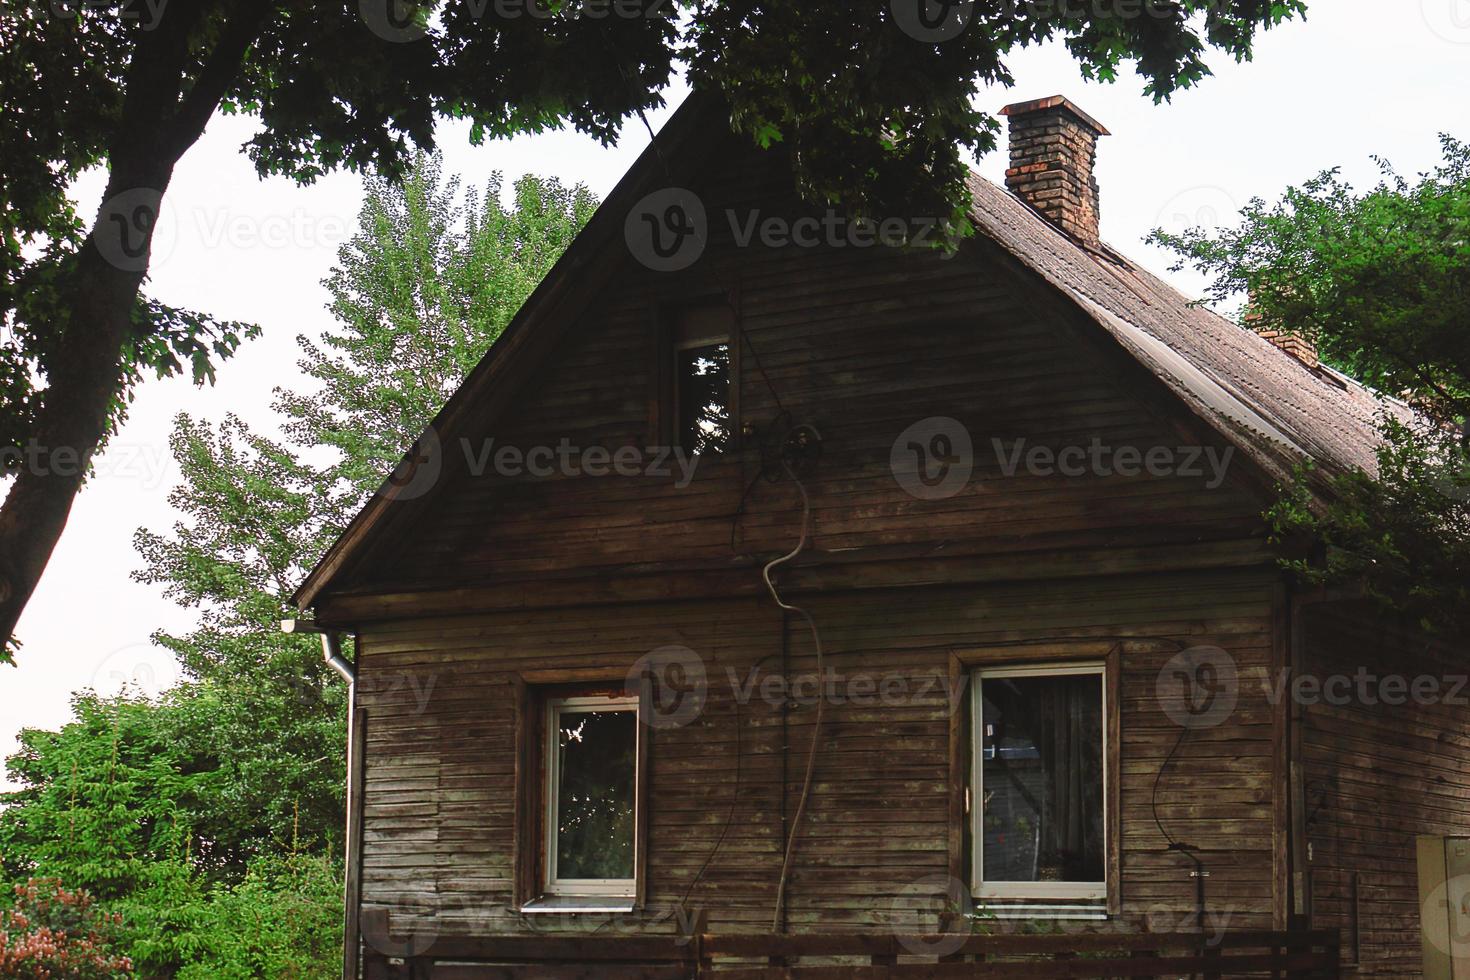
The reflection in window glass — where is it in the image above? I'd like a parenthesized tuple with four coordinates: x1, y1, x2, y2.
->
(677, 341, 730, 455)
(979, 671, 1104, 886)
(553, 708, 636, 881)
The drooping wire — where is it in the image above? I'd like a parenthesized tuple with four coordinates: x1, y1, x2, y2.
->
(680, 623, 740, 912)
(679, 641, 790, 913)
(681, 682, 741, 912)
(728, 409, 799, 556)
(1146, 636, 1198, 854)
(762, 440, 825, 933)
(1151, 718, 1189, 852)
(690, 412, 815, 912)
(1145, 638, 1210, 957)
(739, 328, 785, 419)
(598, 32, 820, 928)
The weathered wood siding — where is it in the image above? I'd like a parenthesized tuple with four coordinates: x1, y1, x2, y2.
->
(330, 132, 1302, 954)
(330, 137, 1270, 608)
(354, 568, 1284, 939)
(1298, 601, 1470, 976)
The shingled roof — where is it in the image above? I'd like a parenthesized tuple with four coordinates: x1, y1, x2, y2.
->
(294, 95, 1405, 610)
(964, 169, 1404, 486)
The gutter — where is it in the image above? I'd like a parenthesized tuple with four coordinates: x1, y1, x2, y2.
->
(323, 631, 357, 684)
(282, 618, 362, 980)
(280, 617, 356, 682)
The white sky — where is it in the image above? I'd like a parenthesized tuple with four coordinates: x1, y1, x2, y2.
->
(4, 0, 1470, 790)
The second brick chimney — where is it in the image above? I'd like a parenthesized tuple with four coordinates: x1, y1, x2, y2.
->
(1000, 95, 1110, 249)
(1244, 294, 1320, 369)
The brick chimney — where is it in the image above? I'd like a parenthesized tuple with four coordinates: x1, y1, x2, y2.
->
(1000, 95, 1109, 249)
(1243, 295, 1320, 368)
(1254, 327, 1320, 368)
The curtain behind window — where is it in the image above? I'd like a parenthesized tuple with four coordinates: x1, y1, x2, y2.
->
(981, 672, 1104, 884)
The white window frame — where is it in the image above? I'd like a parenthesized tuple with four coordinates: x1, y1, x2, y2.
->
(543, 694, 640, 898)
(971, 662, 1108, 902)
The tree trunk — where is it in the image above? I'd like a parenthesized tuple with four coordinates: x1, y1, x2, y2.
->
(0, 0, 270, 658)
(0, 156, 177, 657)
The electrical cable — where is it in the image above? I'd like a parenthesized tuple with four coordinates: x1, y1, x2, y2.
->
(727, 410, 801, 555)
(611, 79, 815, 923)
(1144, 638, 1210, 966)
(1150, 718, 1189, 852)
(679, 645, 741, 911)
(679, 642, 789, 912)
(739, 328, 786, 418)
(595, 49, 1221, 941)
(762, 444, 825, 933)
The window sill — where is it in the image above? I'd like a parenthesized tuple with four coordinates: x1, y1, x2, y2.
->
(972, 903, 1108, 921)
(518, 896, 636, 915)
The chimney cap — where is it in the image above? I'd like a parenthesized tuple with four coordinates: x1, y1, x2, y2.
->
(1000, 95, 1110, 137)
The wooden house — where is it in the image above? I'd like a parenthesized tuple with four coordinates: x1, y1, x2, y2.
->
(292, 94, 1469, 978)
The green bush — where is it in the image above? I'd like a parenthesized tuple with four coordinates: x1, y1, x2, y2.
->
(173, 855, 341, 980)
(0, 878, 133, 979)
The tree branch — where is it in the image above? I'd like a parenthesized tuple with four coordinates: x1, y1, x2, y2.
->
(166, 0, 274, 158)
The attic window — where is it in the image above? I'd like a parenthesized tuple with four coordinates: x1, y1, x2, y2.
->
(670, 305, 733, 455)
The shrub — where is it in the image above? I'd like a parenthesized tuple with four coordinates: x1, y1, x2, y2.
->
(0, 879, 132, 979)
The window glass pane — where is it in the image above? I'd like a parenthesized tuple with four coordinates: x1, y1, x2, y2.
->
(980, 673, 1104, 884)
(555, 708, 636, 880)
(678, 342, 730, 455)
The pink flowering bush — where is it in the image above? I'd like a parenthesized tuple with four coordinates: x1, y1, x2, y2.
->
(0, 879, 132, 979)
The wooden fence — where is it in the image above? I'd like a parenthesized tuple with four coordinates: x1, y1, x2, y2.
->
(359, 921, 1341, 979)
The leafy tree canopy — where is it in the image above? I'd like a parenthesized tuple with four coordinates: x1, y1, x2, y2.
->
(1152, 135, 1470, 422)
(1, 160, 594, 975)
(1153, 135, 1470, 634)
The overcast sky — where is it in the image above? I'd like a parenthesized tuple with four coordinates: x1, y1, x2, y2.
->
(4, 0, 1469, 790)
